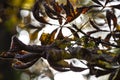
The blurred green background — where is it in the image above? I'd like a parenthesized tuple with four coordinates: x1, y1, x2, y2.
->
(0, 0, 35, 80)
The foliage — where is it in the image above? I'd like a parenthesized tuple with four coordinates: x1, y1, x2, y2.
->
(1, 0, 120, 80)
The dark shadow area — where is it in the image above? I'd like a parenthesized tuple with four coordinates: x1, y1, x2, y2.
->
(0, 0, 20, 80)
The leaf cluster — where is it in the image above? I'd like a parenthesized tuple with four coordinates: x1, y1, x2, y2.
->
(1, 0, 120, 80)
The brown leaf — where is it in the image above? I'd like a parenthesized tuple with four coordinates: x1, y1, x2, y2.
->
(15, 52, 40, 63)
(12, 58, 38, 69)
(104, 33, 111, 42)
(62, 0, 75, 17)
(56, 28, 64, 40)
(106, 10, 117, 30)
(58, 17, 63, 25)
(64, 4, 99, 24)
(65, 6, 93, 24)
(30, 29, 40, 41)
(49, 28, 58, 43)
(40, 33, 50, 45)
(62, 0, 75, 24)
(32, 1, 51, 25)
(111, 13, 117, 29)
(45, 7, 59, 19)
(0, 52, 15, 58)
(106, 10, 112, 30)
(44, 3, 63, 25)
(77, 7, 89, 14)
(52, 2, 62, 13)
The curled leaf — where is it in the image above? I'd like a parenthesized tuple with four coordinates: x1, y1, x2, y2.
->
(0, 52, 15, 58)
(12, 58, 39, 69)
(32, 1, 51, 25)
(15, 52, 40, 63)
(70, 63, 87, 72)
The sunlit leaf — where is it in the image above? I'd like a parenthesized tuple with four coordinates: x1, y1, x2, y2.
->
(21, 0, 35, 9)
(116, 25, 120, 31)
(40, 33, 50, 45)
(30, 29, 40, 41)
